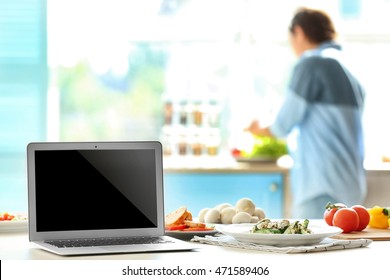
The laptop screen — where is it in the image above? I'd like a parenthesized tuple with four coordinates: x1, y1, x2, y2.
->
(34, 149, 158, 232)
(27, 142, 164, 240)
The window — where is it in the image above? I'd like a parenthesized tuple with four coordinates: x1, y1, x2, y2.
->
(0, 0, 47, 211)
(48, 0, 294, 153)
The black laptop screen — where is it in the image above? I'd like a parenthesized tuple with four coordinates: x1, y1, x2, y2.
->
(34, 149, 158, 232)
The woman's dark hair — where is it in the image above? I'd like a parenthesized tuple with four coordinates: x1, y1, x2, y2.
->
(289, 8, 336, 44)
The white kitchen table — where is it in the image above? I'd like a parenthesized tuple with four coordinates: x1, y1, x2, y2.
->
(1, 223, 388, 279)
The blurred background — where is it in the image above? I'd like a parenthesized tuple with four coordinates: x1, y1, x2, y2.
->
(1, 0, 390, 211)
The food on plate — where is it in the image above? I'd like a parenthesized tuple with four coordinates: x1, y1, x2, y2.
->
(250, 216, 260, 223)
(198, 197, 267, 224)
(323, 202, 370, 232)
(165, 207, 214, 231)
(215, 203, 232, 212)
(204, 208, 221, 224)
(237, 136, 288, 160)
(0, 212, 27, 222)
(231, 212, 252, 224)
(220, 207, 236, 224)
(254, 208, 266, 220)
(236, 198, 256, 215)
(165, 206, 192, 226)
(368, 206, 390, 229)
(184, 220, 205, 228)
(251, 218, 312, 234)
(198, 208, 210, 223)
(0, 212, 16, 221)
(165, 224, 188, 231)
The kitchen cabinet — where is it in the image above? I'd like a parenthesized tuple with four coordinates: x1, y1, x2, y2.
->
(164, 167, 287, 219)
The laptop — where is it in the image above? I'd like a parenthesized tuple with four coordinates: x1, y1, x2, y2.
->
(27, 141, 197, 256)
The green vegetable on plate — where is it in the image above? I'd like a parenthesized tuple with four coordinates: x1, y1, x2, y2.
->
(242, 136, 288, 159)
(251, 218, 313, 234)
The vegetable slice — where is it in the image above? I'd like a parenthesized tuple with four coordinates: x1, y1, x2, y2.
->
(165, 224, 188, 231)
(181, 227, 215, 231)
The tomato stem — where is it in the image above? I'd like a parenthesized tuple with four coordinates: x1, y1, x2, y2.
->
(325, 202, 339, 210)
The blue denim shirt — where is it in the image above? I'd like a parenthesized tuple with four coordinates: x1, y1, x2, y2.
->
(271, 41, 366, 211)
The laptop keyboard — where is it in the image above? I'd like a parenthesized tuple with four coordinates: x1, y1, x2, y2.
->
(45, 236, 173, 248)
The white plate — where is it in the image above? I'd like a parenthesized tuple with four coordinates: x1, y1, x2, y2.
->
(165, 229, 218, 240)
(216, 223, 342, 246)
(0, 212, 28, 233)
(0, 220, 28, 232)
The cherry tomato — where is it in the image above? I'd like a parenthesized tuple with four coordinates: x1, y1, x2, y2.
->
(323, 202, 346, 226)
(351, 205, 370, 231)
(231, 148, 242, 158)
(332, 208, 359, 233)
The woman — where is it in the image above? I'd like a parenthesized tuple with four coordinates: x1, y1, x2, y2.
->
(247, 8, 366, 218)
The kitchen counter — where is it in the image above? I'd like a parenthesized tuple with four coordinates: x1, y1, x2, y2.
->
(364, 160, 390, 171)
(1, 224, 389, 278)
(163, 154, 291, 173)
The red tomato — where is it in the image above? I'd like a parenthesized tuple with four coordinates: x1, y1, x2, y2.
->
(332, 208, 359, 233)
(323, 202, 346, 226)
(351, 205, 370, 231)
(231, 148, 242, 158)
(324, 208, 337, 226)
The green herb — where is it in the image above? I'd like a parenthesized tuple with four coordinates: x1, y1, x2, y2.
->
(251, 218, 313, 234)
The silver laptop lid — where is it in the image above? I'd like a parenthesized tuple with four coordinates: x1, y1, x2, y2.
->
(27, 141, 165, 242)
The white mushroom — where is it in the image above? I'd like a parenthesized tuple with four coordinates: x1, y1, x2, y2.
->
(253, 207, 266, 220)
(235, 198, 256, 215)
(231, 212, 252, 224)
(250, 216, 260, 223)
(220, 207, 237, 224)
(215, 203, 232, 212)
(204, 208, 221, 224)
(198, 208, 210, 223)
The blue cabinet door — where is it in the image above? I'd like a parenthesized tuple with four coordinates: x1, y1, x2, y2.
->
(164, 172, 284, 219)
